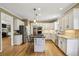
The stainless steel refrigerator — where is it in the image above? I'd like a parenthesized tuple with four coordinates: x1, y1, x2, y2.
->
(19, 25, 27, 44)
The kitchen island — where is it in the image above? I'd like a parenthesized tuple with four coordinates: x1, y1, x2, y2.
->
(14, 34, 22, 45)
(34, 34, 45, 52)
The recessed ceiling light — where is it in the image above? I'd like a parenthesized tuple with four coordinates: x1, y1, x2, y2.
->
(52, 15, 57, 18)
(59, 8, 63, 10)
(38, 8, 41, 10)
(34, 20, 36, 23)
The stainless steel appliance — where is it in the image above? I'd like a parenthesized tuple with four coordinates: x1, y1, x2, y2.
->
(19, 25, 27, 44)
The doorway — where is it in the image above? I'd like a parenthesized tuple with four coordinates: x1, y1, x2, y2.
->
(2, 24, 11, 52)
(0, 12, 14, 52)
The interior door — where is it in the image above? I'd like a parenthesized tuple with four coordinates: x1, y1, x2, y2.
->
(0, 12, 2, 52)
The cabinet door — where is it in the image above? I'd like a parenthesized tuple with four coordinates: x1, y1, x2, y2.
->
(54, 21, 59, 30)
(14, 19, 19, 30)
(73, 9, 79, 29)
(61, 38, 67, 53)
(58, 37, 62, 49)
(58, 19, 62, 31)
(59, 38, 63, 51)
(58, 37, 67, 53)
(62, 18, 65, 31)
(67, 39, 79, 56)
(68, 11, 73, 29)
(65, 14, 69, 29)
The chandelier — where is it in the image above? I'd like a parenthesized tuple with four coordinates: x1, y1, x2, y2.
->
(33, 8, 41, 24)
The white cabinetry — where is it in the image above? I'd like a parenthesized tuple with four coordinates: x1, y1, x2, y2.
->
(14, 19, 20, 30)
(64, 10, 73, 30)
(58, 37, 67, 53)
(58, 37, 79, 56)
(14, 35, 22, 45)
(54, 21, 59, 30)
(14, 19, 24, 30)
(66, 39, 79, 56)
(73, 8, 79, 29)
(1, 12, 13, 25)
(34, 38, 45, 52)
(58, 8, 79, 30)
(58, 38, 67, 53)
(68, 11, 73, 29)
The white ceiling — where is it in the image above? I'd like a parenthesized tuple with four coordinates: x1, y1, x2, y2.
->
(0, 3, 76, 21)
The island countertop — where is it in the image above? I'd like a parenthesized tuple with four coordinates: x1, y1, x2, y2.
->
(31, 34, 45, 38)
(34, 34, 45, 52)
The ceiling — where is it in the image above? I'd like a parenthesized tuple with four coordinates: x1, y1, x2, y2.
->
(0, 3, 76, 21)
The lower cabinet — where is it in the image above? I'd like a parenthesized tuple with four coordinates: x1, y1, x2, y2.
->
(66, 39, 79, 56)
(58, 37, 79, 56)
(58, 37, 67, 53)
(34, 38, 45, 52)
(13, 35, 22, 45)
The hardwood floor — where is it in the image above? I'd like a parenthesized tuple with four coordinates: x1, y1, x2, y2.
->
(0, 37, 65, 56)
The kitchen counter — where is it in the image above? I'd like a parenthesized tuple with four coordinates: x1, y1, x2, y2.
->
(57, 30, 79, 39)
(34, 35, 45, 38)
(30, 34, 45, 38)
(57, 34, 76, 39)
(34, 34, 45, 52)
(14, 33, 22, 35)
(14, 34, 22, 45)
(57, 34, 79, 39)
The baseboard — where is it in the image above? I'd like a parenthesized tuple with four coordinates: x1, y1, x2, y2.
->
(51, 40, 67, 56)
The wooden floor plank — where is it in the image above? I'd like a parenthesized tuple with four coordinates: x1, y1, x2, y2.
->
(0, 37, 65, 56)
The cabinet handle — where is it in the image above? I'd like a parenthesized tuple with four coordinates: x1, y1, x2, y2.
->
(67, 25, 69, 28)
(61, 41, 62, 44)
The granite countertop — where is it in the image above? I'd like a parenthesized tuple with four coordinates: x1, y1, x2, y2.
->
(14, 32, 22, 35)
(34, 36, 45, 38)
(31, 34, 45, 38)
(57, 34, 79, 39)
(54, 30, 79, 39)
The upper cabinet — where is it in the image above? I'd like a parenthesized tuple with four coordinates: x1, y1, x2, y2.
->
(1, 12, 13, 25)
(73, 8, 79, 29)
(58, 17, 64, 31)
(57, 8, 79, 30)
(54, 20, 59, 30)
(64, 9, 73, 30)
(14, 19, 24, 30)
